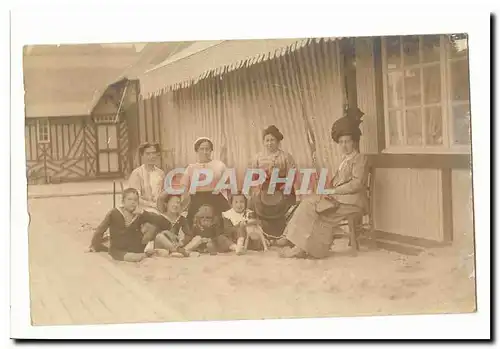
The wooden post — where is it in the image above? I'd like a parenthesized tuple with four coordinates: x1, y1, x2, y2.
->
(441, 168, 454, 243)
(373, 37, 387, 152)
(113, 181, 116, 208)
(342, 38, 358, 111)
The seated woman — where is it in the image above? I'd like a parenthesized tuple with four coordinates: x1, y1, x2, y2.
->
(128, 142, 165, 212)
(248, 125, 299, 242)
(279, 108, 369, 259)
(88, 188, 161, 263)
(180, 137, 231, 229)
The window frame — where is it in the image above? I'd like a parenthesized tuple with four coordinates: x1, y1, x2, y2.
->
(36, 118, 50, 144)
(381, 35, 471, 154)
(445, 36, 471, 149)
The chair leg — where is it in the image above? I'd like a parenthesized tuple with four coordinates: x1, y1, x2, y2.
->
(369, 216, 375, 235)
(244, 230, 250, 251)
(347, 217, 359, 253)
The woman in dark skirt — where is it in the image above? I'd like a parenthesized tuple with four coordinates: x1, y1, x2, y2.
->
(180, 137, 231, 230)
(248, 125, 299, 241)
(280, 108, 369, 259)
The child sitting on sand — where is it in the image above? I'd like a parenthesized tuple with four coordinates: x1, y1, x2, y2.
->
(182, 204, 235, 255)
(147, 192, 191, 257)
(222, 192, 268, 255)
(88, 188, 161, 263)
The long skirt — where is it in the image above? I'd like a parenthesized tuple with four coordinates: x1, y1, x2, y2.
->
(284, 195, 362, 259)
(186, 191, 231, 228)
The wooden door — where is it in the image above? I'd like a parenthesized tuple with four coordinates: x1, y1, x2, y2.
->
(96, 124, 121, 176)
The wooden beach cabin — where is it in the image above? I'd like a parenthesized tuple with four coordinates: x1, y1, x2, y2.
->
(128, 35, 473, 249)
(23, 44, 143, 184)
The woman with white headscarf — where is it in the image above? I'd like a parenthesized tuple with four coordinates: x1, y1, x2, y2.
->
(180, 137, 231, 228)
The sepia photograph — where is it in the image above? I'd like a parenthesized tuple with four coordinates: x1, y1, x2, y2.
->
(8, 4, 491, 341)
(23, 34, 476, 326)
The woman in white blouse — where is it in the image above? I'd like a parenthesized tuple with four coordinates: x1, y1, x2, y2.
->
(180, 137, 231, 228)
(128, 142, 165, 212)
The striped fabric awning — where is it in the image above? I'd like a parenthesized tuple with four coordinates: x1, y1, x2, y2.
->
(138, 37, 340, 97)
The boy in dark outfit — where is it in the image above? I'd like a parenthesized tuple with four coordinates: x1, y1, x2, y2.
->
(88, 188, 160, 262)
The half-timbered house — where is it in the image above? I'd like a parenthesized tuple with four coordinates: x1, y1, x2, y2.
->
(23, 45, 142, 184)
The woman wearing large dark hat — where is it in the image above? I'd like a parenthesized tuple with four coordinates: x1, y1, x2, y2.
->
(247, 125, 299, 240)
(279, 108, 369, 259)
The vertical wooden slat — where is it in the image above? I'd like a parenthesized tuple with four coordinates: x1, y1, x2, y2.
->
(30, 124, 37, 161)
(69, 123, 76, 156)
(134, 82, 142, 168)
(25, 125, 31, 161)
(155, 95, 163, 168)
(373, 37, 387, 152)
(154, 95, 161, 144)
(56, 124, 63, 160)
(83, 119, 88, 176)
(150, 96, 156, 143)
(179, 88, 190, 165)
(138, 97, 147, 144)
(155, 95, 162, 144)
(355, 37, 379, 154)
(144, 98, 151, 143)
(441, 168, 453, 242)
(48, 123, 56, 160)
(59, 124, 65, 159)
(148, 98, 155, 143)
(179, 88, 189, 166)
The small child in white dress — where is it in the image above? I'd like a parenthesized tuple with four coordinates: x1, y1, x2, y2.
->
(222, 193, 268, 255)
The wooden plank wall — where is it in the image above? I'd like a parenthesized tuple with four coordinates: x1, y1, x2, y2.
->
(372, 168, 444, 241)
(356, 38, 474, 242)
(25, 116, 89, 184)
(451, 169, 475, 247)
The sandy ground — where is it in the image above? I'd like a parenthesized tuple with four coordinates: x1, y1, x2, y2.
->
(27, 195, 476, 323)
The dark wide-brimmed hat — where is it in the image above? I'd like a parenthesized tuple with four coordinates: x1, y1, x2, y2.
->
(252, 190, 292, 220)
(331, 107, 365, 143)
(262, 125, 284, 141)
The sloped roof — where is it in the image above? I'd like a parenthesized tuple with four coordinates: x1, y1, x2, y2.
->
(24, 66, 131, 118)
(23, 44, 143, 118)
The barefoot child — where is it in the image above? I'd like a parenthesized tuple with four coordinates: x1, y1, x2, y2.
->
(223, 192, 268, 255)
(183, 204, 235, 255)
(88, 188, 160, 262)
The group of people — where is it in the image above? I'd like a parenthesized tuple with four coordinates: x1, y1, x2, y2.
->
(88, 107, 369, 262)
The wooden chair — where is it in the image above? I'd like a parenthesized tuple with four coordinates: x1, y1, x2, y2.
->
(338, 166, 375, 253)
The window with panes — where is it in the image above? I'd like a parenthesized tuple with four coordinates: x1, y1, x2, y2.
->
(382, 34, 471, 152)
(37, 118, 50, 143)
